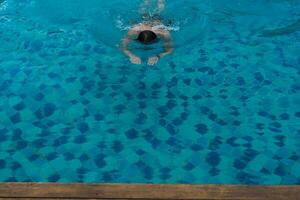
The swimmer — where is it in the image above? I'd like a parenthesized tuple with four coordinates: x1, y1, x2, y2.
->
(121, 0, 173, 65)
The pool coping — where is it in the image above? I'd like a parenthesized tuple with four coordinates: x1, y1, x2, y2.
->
(0, 183, 299, 199)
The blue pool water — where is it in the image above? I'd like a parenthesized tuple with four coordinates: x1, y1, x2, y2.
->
(0, 0, 300, 184)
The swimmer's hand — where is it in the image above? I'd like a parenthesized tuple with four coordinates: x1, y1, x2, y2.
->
(147, 56, 159, 66)
(129, 55, 141, 65)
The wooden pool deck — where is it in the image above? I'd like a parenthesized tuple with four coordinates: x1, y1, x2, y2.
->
(0, 183, 299, 200)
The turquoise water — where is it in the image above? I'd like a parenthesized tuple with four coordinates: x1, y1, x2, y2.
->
(0, 0, 300, 184)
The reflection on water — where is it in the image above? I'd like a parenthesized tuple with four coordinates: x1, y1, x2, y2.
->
(0, 0, 6, 11)
(260, 19, 300, 37)
(0, 0, 299, 47)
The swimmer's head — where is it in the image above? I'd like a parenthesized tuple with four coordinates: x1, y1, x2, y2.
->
(137, 30, 158, 45)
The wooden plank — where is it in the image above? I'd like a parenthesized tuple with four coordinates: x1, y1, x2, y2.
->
(0, 197, 166, 200)
(0, 198, 167, 200)
(0, 198, 107, 200)
(0, 183, 299, 200)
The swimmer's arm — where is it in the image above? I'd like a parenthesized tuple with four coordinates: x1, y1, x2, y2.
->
(121, 30, 138, 58)
(158, 31, 173, 58)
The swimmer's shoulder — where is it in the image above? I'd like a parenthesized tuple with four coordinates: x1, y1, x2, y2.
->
(127, 24, 145, 37)
(125, 28, 138, 40)
(133, 23, 157, 31)
(154, 28, 171, 38)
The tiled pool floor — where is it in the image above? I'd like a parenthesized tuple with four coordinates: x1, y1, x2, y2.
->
(0, 0, 300, 184)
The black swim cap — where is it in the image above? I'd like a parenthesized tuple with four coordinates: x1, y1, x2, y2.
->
(137, 30, 158, 45)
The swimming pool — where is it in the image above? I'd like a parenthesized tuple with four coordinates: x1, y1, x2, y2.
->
(0, 0, 299, 184)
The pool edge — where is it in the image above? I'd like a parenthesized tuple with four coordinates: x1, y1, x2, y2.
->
(0, 183, 299, 199)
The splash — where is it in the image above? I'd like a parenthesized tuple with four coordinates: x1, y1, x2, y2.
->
(115, 17, 180, 32)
